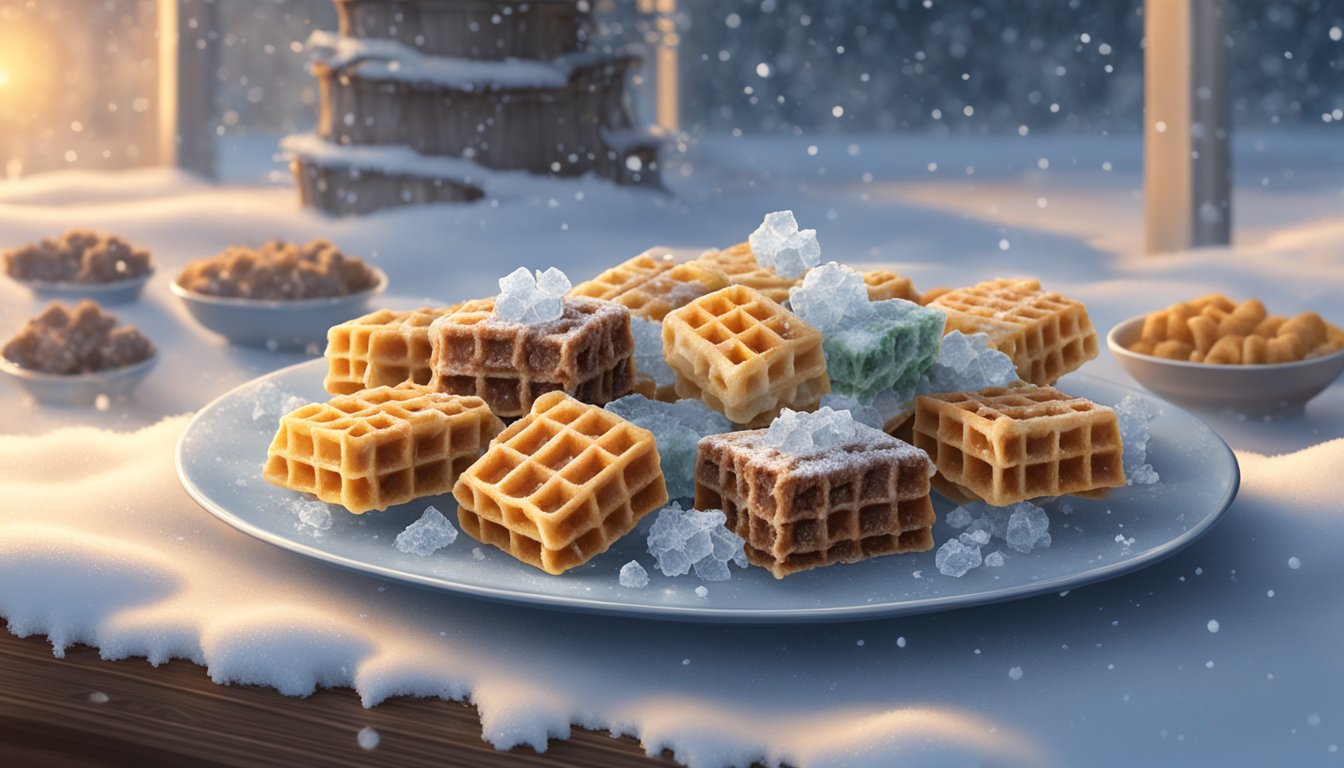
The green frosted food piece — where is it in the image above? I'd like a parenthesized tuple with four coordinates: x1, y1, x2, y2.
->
(823, 299, 944, 399)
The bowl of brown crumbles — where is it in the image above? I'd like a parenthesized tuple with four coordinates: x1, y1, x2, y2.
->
(170, 238, 386, 351)
(3, 230, 156, 304)
(0, 300, 157, 406)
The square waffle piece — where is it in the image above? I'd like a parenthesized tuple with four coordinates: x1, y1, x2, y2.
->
(263, 386, 504, 514)
(694, 428, 936, 578)
(324, 306, 456, 395)
(929, 278, 1098, 385)
(569, 248, 730, 321)
(662, 285, 830, 427)
(863, 270, 921, 303)
(428, 296, 635, 418)
(912, 384, 1126, 507)
(693, 242, 800, 303)
(453, 391, 669, 574)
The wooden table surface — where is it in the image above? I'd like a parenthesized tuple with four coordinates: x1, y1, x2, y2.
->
(0, 629, 676, 767)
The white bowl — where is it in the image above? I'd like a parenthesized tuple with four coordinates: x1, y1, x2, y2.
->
(1107, 314, 1344, 413)
(171, 267, 387, 351)
(11, 271, 154, 305)
(0, 353, 158, 406)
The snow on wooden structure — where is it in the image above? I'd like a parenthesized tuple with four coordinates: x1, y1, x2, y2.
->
(289, 0, 663, 216)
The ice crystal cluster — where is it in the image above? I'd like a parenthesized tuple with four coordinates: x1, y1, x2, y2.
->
(605, 395, 732, 500)
(495, 267, 571, 324)
(917, 331, 1019, 395)
(763, 406, 864, 455)
(791, 262, 944, 400)
(619, 560, 650, 589)
(629, 316, 677, 390)
(937, 499, 1052, 577)
(646, 503, 748, 582)
(1114, 395, 1159, 485)
(748, 210, 821, 278)
(394, 505, 458, 556)
(788, 262, 871, 331)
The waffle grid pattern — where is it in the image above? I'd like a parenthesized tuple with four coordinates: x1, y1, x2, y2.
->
(264, 386, 504, 513)
(662, 285, 829, 427)
(912, 384, 1125, 506)
(453, 392, 668, 574)
(693, 243, 799, 303)
(931, 278, 1098, 385)
(568, 252, 672, 302)
(695, 431, 935, 578)
(324, 307, 455, 395)
(569, 250, 729, 321)
(862, 270, 920, 303)
(428, 296, 635, 418)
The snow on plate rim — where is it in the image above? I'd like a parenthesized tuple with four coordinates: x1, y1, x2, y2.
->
(176, 358, 1240, 624)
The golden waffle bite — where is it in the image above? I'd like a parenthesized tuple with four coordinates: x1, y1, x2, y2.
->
(569, 249, 729, 321)
(567, 252, 671, 302)
(427, 296, 635, 418)
(863, 270, 920, 303)
(930, 278, 1098, 385)
(695, 429, 936, 578)
(263, 386, 504, 514)
(694, 242, 799, 303)
(913, 384, 1125, 507)
(324, 306, 457, 395)
(662, 285, 829, 427)
(453, 391, 668, 574)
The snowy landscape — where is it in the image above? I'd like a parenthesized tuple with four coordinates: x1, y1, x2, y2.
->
(1, 130, 1341, 765)
(2, 1, 1344, 766)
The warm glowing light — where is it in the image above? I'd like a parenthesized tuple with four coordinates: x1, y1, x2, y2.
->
(0, 22, 59, 121)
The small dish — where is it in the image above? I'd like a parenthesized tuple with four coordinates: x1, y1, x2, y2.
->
(0, 353, 158, 406)
(10, 271, 154, 305)
(1107, 314, 1344, 413)
(171, 267, 387, 352)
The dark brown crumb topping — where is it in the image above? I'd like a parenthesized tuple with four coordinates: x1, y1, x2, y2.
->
(176, 239, 379, 300)
(4, 230, 154, 284)
(3, 300, 155, 374)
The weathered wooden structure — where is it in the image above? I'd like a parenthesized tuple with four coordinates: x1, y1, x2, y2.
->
(1144, 0, 1232, 253)
(289, 0, 662, 215)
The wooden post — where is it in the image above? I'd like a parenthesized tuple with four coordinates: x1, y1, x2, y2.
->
(157, 0, 218, 179)
(654, 0, 679, 133)
(1144, 0, 1232, 254)
(635, 0, 679, 132)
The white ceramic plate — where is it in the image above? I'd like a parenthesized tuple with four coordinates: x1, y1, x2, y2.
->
(177, 360, 1239, 624)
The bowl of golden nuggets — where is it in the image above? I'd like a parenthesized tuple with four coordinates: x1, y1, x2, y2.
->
(1108, 293, 1344, 412)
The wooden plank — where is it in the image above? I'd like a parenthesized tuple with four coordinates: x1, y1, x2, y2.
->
(334, 0, 584, 60)
(1143, 0, 1232, 253)
(0, 630, 674, 767)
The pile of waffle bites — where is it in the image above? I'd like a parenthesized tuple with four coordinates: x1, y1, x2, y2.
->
(263, 217, 1127, 579)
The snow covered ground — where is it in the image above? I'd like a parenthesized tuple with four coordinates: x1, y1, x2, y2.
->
(1, 132, 1342, 766)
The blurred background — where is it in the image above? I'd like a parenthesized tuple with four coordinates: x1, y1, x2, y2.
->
(0, 0, 1339, 180)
